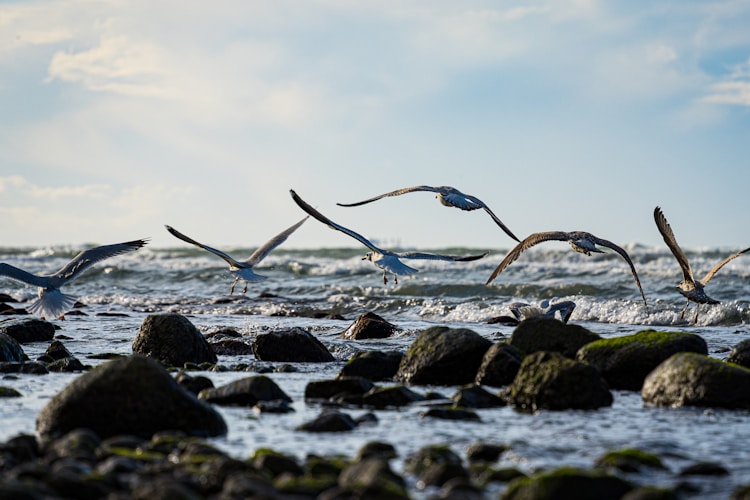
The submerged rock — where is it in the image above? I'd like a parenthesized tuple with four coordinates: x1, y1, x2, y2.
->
(0, 318, 55, 343)
(132, 313, 217, 367)
(510, 317, 600, 358)
(252, 327, 335, 362)
(304, 377, 375, 402)
(340, 311, 398, 339)
(296, 410, 359, 433)
(36, 355, 227, 443)
(337, 350, 403, 381)
(577, 330, 708, 390)
(642, 352, 750, 409)
(506, 351, 613, 411)
(199, 375, 291, 407)
(395, 326, 492, 386)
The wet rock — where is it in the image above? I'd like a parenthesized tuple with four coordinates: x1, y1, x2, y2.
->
(594, 448, 667, 473)
(340, 312, 398, 340)
(0, 318, 55, 343)
(474, 342, 524, 387)
(727, 338, 750, 368)
(252, 327, 335, 362)
(252, 448, 304, 478)
(465, 442, 508, 463)
(43, 340, 88, 372)
(502, 466, 634, 500)
(296, 410, 358, 433)
(642, 352, 750, 409)
(304, 377, 374, 401)
(360, 385, 424, 408)
(621, 486, 680, 500)
(0, 386, 22, 397)
(506, 351, 613, 411)
(0, 361, 48, 374)
(335, 457, 408, 499)
(132, 313, 217, 367)
(395, 326, 492, 386)
(36, 355, 227, 443)
(357, 441, 397, 461)
(405, 445, 468, 488)
(451, 384, 506, 408)
(438, 477, 485, 499)
(198, 375, 291, 407)
(208, 338, 254, 356)
(577, 330, 708, 390)
(336, 350, 403, 381)
(174, 371, 214, 395)
(0, 332, 28, 362)
(254, 399, 294, 414)
(421, 408, 481, 421)
(678, 461, 730, 476)
(510, 317, 600, 358)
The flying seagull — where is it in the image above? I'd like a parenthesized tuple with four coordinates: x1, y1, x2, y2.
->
(336, 185, 520, 242)
(486, 230, 647, 306)
(0, 239, 148, 319)
(291, 189, 488, 284)
(508, 299, 577, 324)
(654, 206, 750, 324)
(165, 216, 308, 294)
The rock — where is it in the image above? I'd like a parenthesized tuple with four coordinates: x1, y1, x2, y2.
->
(209, 338, 254, 355)
(198, 375, 291, 407)
(0, 318, 55, 343)
(474, 342, 524, 387)
(727, 338, 750, 368)
(465, 442, 508, 463)
(642, 352, 750, 409)
(357, 441, 398, 461)
(36, 355, 227, 443)
(506, 351, 613, 411)
(594, 448, 667, 472)
(510, 317, 600, 358)
(360, 385, 424, 408)
(420, 408, 481, 421)
(0, 332, 28, 362)
(336, 350, 403, 381)
(340, 312, 398, 339)
(175, 371, 214, 395)
(336, 458, 408, 498)
(47, 357, 88, 372)
(0, 386, 22, 397)
(252, 448, 304, 478)
(678, 461, 730, 476)
(452, 384, 506, 408)
(405, 445, 468, 488)
(621, 486, 680, 500)
(304, 377, 375, 401)
(502, 466, 634, 500)
(577, 330, 708, 390)
(252, 327, 335, 362)
(132, 313, 217, 366)
(42, 340, 88, 372)
(395, 326, 492, 386)
(296, 410, 358, 432)
(0, 361, 48, 374)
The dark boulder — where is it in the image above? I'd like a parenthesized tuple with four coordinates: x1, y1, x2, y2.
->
(0, 318, 55, 343)
(335, 458, 408, 499)
(0, 332, 28, 362)
(360, 385, 424, 409)
(451, 384, 506, 408)
(395, 326, 492, 386)
(510, 317, 600, 358)
(198, 375, 291, 407)
(405, 445, 468, 488)
(420, 408, 481, 421)
(506, 351, 613, 411)
(577, 330, 707, 390)
(642, 352, 750, 409)
(304, 377, 375, 401)
(340, 312, 398, 340)
(296, 410, 358, 432)
(727, 338, 750, 369)
(132, 313, 217, 366)
(175, 371, 214, 395)
(337, 350, 403, 381)
(502, 466, 633, 500)
(36, 355, 227, 443)
(474, 342, 524, 387)
(252, 327, 335, 362)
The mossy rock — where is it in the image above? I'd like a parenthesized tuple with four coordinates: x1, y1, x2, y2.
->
(510, 317, 600, 358)
(474, 342, 524, 387)
(642, 352, 750, 409)
(502, 466, 634, 500)
(594, 448, 667, 472)
(577, 330, 707, 390)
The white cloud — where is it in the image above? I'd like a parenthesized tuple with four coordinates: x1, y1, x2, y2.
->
(702, 81, 750, 106)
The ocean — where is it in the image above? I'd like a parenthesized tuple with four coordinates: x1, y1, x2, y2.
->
(1, 243, 749, 497)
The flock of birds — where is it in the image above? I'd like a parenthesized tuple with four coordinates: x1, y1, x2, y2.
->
(1, 185, 748, 324)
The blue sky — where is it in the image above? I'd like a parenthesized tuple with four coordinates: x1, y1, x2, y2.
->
(1, 1, 749, 251)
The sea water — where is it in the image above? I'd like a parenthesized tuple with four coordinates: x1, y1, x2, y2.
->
(1, 243, 749, 497)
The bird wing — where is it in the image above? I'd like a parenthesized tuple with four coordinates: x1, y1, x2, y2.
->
(476, 202, 520, 242)
(290, 189, 387, 254)
(245, 216, 309, 266)
(589, 234, 648, 306)
(699, 246, 750, 285)
(0, 263, 48, 287)
(653, 207, 695, 283)
(165, 225, 245, 268)
(398, 250, 488, 262)
(53, 239, 149, 283)
(486, 231, 570, 285)
(336, 185, 437, 207)
(440, 190, 483, 211)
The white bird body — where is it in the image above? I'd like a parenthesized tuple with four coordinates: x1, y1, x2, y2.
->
(0, 239, 148, 319)
(291, 189, 487, 284)
(165, 216, 308, 294)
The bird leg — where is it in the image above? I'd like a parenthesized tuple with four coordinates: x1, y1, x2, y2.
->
(693, 305, 700, 325)
(242, 282, 248, 294)
(394, 275, 399, 285)
(679, 299, 690, 320)
(230, 277, 240, 294)
(382, 271, 388, 285)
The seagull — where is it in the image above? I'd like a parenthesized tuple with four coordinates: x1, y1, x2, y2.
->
(654, 206, 750, 324)
(508, 299, 577, 324)
(336, 185, 520, 242)
(0, 239, 148, 320)
(291, 189, 488, 284)
(165, 216, 308, 294)
(486, 230, 647, 306)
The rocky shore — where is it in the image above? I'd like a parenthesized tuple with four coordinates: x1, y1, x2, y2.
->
(2, 313, 750, 499)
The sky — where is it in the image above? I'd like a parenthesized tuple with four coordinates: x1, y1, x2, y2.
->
(1, 0, 749, 251)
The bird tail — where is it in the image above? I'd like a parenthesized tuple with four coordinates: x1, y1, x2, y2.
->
(26, 289, 77, 319)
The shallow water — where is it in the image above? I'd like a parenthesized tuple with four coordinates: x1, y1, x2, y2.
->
(1, 244, 749, 497)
